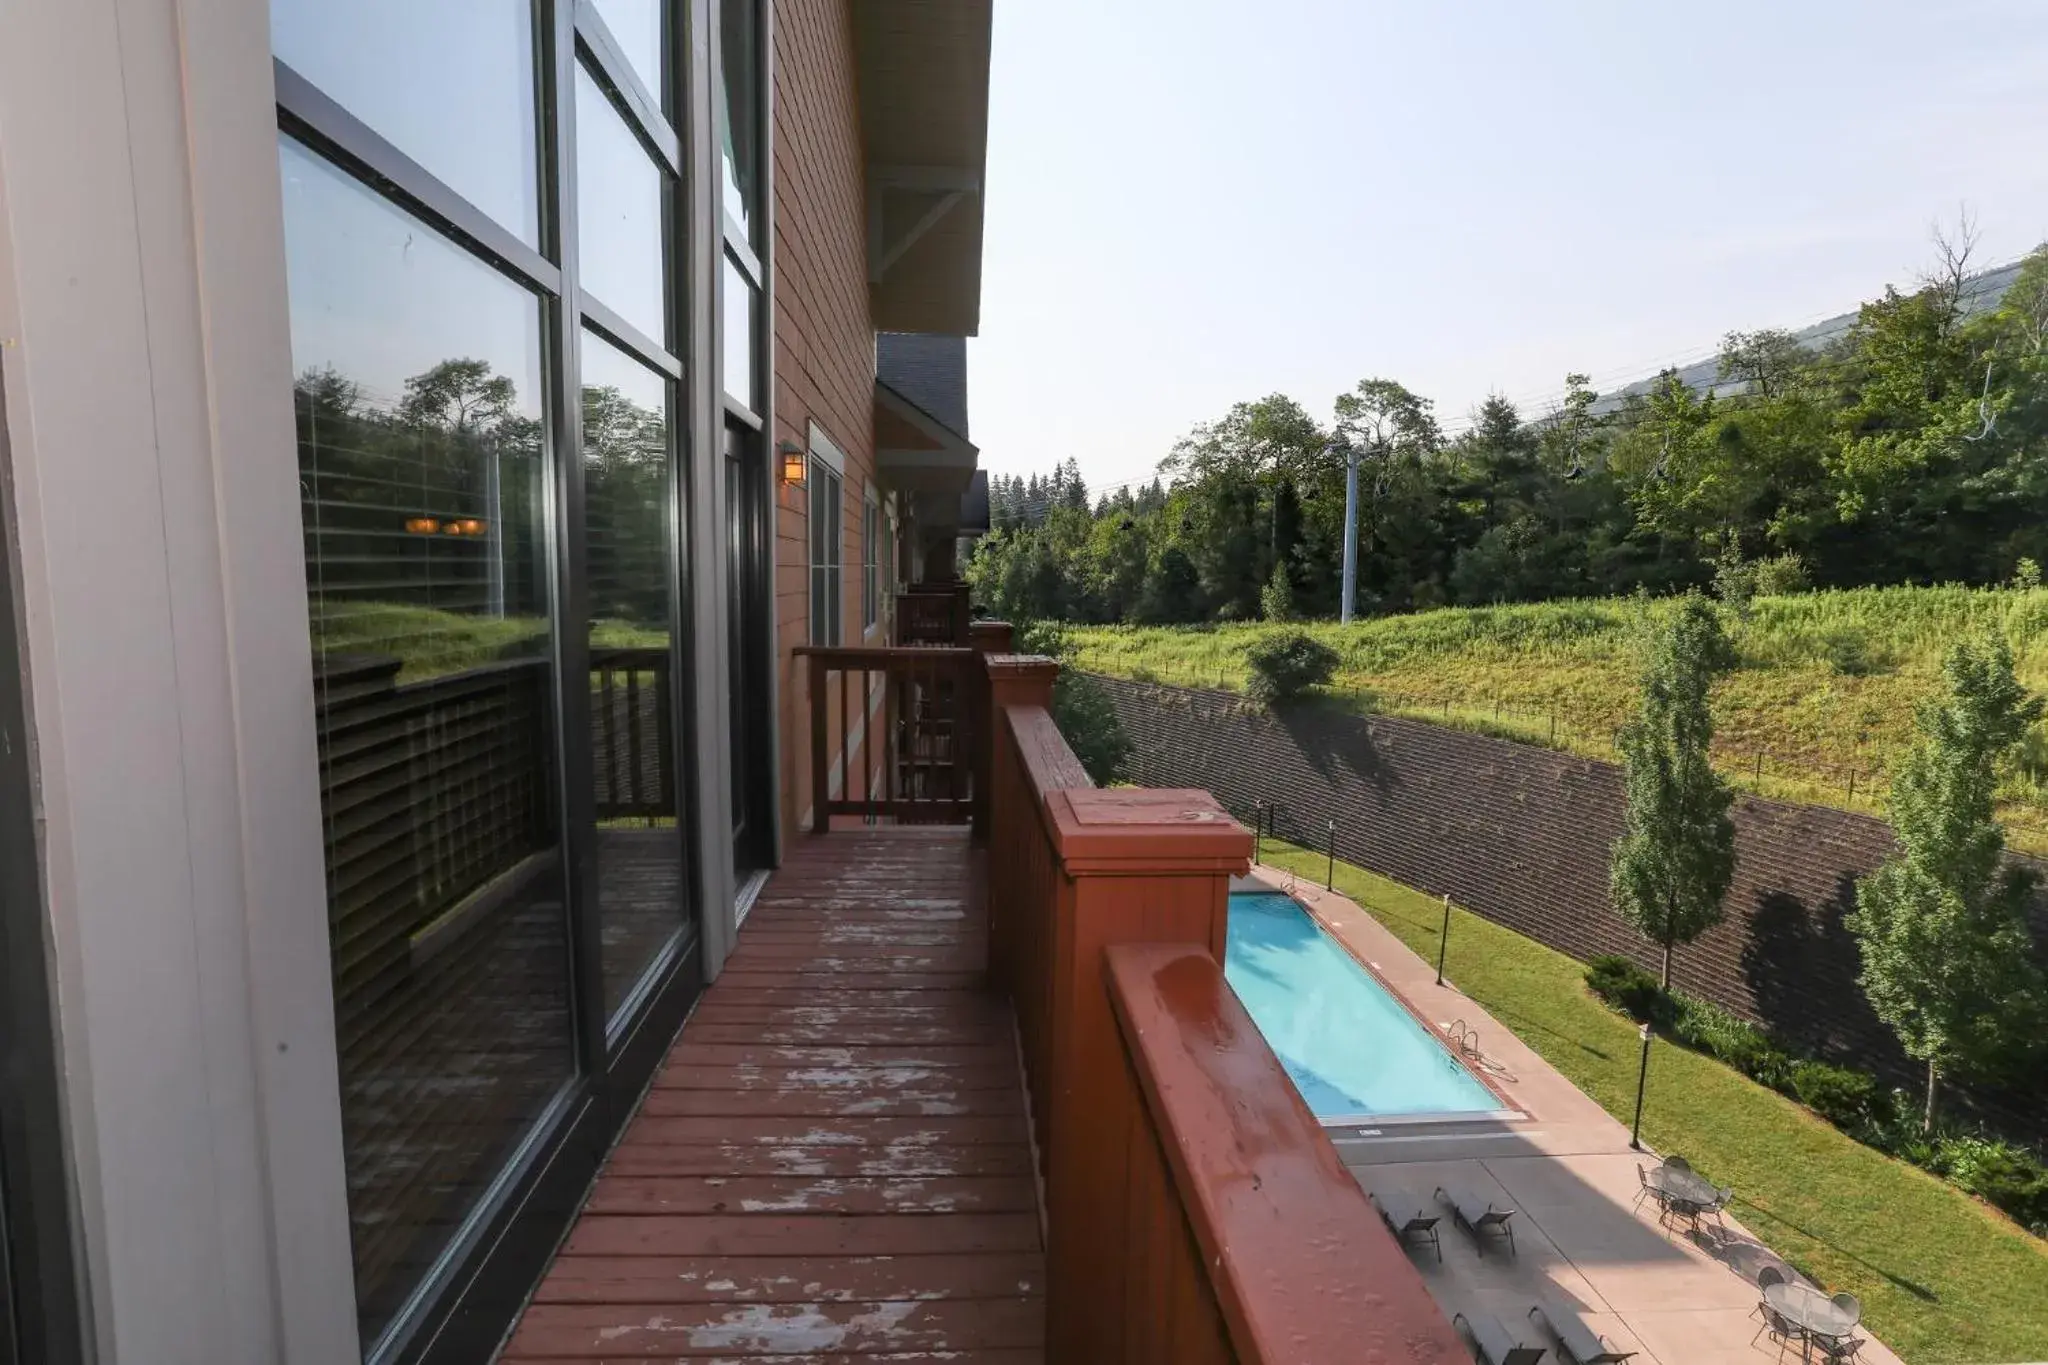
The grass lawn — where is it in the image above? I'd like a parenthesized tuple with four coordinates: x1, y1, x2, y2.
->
(1257, 838, 2048, 1365)
(1067, 584, 2048, 853)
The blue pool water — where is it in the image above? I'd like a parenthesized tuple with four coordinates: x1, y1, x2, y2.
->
(1224, 892, 1504, 1121)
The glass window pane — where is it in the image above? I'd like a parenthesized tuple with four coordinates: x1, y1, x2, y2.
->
(722, 256, 755, 410)
(719, 0, 759, 239)
(581, 329, 687, 1021)
(273, 0, 540, 246)
(576, 63, 668, 345)
(279, 137, 571, 1345)
(591, 0, 665, 108)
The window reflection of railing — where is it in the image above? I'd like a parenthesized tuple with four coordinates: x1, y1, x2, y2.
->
(313, 654, 554, 997)
(591, 646, 674, 823)
(311, 651, 562, 1318)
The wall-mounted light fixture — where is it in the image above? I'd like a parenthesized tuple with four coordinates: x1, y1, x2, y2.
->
(405, 516, 441, 535)
(778, 438, 807, 488)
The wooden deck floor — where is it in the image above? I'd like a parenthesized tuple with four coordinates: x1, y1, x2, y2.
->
(500, 827, 1046, 1362)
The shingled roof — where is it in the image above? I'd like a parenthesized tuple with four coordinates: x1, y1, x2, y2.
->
(877, 331, 969, 439)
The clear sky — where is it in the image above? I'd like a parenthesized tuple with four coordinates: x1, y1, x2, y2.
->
(969, 0, 2048, 493)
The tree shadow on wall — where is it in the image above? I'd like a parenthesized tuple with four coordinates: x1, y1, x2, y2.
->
(1266, 697, 1398, 798)
(1740, 877, 1896, 1068)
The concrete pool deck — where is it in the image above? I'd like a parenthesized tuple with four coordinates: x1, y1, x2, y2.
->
(1245, 864, 1905, 1365)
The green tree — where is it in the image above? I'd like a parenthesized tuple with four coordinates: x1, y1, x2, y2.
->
(1259, 560, 1296, 622)
(1847, 634, 2048, 1128)
(1609, 595, 1738, 987)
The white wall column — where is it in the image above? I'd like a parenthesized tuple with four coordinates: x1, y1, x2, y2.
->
(0, 0, 359, 1358)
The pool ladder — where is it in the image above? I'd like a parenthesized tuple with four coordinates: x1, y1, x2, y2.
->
(1444, 1018, 1519, 1084)
(1444, 1018, 1483, 1060)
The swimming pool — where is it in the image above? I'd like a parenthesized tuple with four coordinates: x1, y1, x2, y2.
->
(1224, 891, 1507, 1122)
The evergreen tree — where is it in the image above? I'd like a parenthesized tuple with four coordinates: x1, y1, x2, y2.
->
(1609, 595, 1738, 988)
(1848, 634, 2048, 1128)
(1259, 560, 1296, 622)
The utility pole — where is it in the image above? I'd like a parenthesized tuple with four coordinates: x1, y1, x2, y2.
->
(1340, 442, 1359, 623)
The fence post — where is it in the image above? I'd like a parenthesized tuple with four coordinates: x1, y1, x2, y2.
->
(982, 654, 1061, 995)
(968, 623, 1018, 843)
(1549, 712, 1556, 744)
(807, 652, 830, 834)
(1754, 750, 1764, 783)
(1847, 769, 1856, 804)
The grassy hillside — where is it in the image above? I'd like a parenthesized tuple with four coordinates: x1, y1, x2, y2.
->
(1067, 585, 2048, 852)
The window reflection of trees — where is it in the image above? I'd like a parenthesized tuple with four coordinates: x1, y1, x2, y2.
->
(296, 357, 548, 679)
(582, 380, 670, 637)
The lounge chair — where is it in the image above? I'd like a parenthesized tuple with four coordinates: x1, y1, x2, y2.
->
(1369, 1189, 1442, 1263)
(1436, 1183, 1517, 1258)
(1455, 1311, 1547, 1365)
(1529, 1300, 1635, 1364)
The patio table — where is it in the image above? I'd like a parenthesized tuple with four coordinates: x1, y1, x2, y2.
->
(1764, 1281, 1858, 1361)
(1645, 1163, 1721, 1230)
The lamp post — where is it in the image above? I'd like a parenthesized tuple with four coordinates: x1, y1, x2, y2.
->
(1324, 819, 1337, 890)
(1630, 1020, 1653, 1151)
(1434, 894, 1451, 986)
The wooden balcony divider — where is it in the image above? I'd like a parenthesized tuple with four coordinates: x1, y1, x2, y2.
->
(794, 645, 981, 827)
(982, 648, 1466, 1364)
(894, 580, 971, 646)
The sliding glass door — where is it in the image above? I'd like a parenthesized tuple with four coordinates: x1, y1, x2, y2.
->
(273, 0, 703, 1355)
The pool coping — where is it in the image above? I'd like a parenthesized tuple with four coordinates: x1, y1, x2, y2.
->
(1231, 881, 1530, 1125)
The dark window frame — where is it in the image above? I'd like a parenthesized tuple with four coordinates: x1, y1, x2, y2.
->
(271, 0, 708, 1358)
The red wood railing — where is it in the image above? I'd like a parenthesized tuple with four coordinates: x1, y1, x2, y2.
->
(980, 646, 1465, 1363)
(794, 645, 980, 827)
(894, 581, 970, 646)
(1105, 943, 1467, 1362)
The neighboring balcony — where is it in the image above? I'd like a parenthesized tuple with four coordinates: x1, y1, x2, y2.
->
(495, 630, 1465, 1362)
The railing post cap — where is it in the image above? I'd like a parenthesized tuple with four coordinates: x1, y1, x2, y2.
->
(985, 652, 1059, 678)
(1044, 788, 1253, 873)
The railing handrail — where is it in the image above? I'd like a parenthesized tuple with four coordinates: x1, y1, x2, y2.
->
(1106, 942, 1465, 1363)
(794, 644, 975, 664)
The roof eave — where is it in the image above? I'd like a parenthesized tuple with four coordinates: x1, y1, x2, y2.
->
(856, 1, 992, 337)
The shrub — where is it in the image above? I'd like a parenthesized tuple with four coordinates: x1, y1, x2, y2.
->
(1584, 955, 1671, 1026)
(1672, 997, 1794, 1090)
(1244, 631, 1339, 708)
(1820, 627, 1875, 676)
(1936, 1137, 2048, 1231)
(1789, 1060, 1881, 1128)
(1018, 622, 1133, 785)
(1752, 553, 1811, 597)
